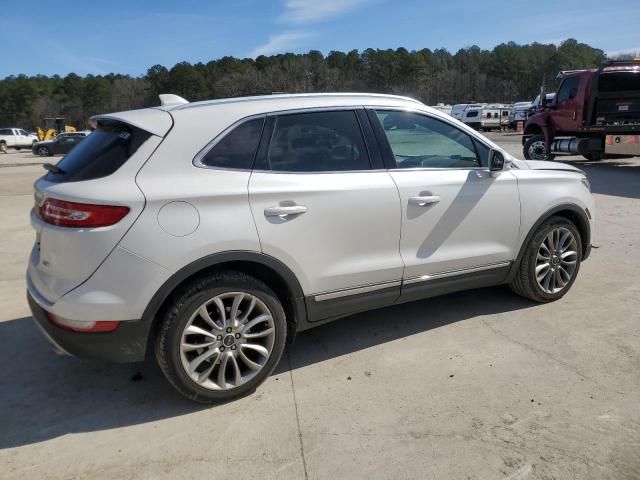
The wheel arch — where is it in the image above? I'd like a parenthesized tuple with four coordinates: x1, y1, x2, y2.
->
(507, 204, 591, 282)
(142, 251, 307, 349)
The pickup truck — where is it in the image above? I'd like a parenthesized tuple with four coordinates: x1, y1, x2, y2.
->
(0, 128, 39, 152)
(523, 59, 640, 161)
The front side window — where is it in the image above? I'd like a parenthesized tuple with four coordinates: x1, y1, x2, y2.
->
(376, 110, 483, 169)
(556, 76, 580, 103)
(267, 111, 370, 172)
(200, 117, 265, 169)
(466, 110, 479, 118)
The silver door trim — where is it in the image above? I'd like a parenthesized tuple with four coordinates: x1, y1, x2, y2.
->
(403, 262, 511, 285)
(314, 279, 402, 302)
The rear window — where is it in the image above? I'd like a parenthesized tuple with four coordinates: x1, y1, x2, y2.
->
(44, 122, 151, 183)
(599, 72, 640, 92)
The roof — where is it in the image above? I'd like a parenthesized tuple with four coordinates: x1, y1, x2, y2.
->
(91, 93, 435, 139)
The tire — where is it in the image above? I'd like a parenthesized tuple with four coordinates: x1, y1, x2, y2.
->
(0, 141, 6, 154)
(510, 216, 582, 303)
(523, 134, 555, 161)
(155, 270, 287, 404)
(36, 146, 50, 157)
(582, 152, 602, 161)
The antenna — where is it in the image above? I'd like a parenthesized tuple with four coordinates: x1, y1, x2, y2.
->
(158, 94, 189, 107)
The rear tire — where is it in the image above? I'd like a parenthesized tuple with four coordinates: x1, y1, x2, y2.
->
(0, 141, 6, 154)
(155, 270, 287, 404)
(523, 134, 555, 161)
(510, 216, 582, 303)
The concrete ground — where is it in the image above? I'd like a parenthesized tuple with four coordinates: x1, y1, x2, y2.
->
(0, 136, 639, 480)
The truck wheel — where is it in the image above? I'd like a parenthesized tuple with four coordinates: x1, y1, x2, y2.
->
(582, 152, 602, 161)
(155, 270, 287, 404)
(523, 135, 555, 161)
(36, 146, 50, 156)
(0, 141, 6, 154)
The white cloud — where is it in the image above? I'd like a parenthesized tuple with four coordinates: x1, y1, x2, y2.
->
(250, 31, 313, 57)
(282, 0, 370, 23)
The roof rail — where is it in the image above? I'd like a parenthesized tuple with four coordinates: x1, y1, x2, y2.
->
(159, 94, 189, 107)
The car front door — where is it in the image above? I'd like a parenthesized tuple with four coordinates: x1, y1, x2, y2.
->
(368, 109, 520, 301)
(249, 109, 404, 322)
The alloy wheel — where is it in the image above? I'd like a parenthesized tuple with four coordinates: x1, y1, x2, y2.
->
(179, 292, 276, 390)
(535, 227, 578, 294)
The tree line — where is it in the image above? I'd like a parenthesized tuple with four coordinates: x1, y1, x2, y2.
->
(0, 39, 606, 130)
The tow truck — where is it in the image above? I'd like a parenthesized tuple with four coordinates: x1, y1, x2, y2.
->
(523, 59, 640, 161)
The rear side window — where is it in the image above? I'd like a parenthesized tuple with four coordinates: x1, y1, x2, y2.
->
(44, 122, 151, 183)
(200, 117, 265, 169)
(267, 111, 370, 172)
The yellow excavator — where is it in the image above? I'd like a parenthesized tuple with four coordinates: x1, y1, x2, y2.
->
(37, 117, 77, 141)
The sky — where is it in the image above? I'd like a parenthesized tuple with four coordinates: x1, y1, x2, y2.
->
(2, 0, 639, 78)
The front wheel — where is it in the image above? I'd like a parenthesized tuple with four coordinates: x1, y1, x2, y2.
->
(523, 135, 555, 161)
(155, 271, 287, 404)
(510, 216, 582, 302)
(36, 146, 50, 156)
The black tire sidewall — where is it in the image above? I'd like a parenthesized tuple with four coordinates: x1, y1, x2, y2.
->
(157, 275, 287, 403)
(525, 218, 582, 301)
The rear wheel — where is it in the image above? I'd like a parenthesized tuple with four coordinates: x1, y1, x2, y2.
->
(0, 141, 6, 153)
(155, 271, 287, 404)
(523, 134, 555, 161)
(510, 216, 582, 302)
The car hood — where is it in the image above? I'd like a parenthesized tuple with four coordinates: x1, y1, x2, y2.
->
(511, 158, 583, 173)
(34, 140, 55, 146)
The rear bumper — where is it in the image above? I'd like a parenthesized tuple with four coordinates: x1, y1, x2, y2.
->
(28, 291, 150, 363)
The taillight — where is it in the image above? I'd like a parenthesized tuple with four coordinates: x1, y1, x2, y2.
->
(36, 198, 129, 228)
(47, 312, 119, 333)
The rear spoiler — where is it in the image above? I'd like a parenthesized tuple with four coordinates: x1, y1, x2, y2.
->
(91, 108, 173, 137)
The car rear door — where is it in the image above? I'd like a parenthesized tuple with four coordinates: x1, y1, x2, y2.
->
(249, 109, 404, 322)
(367, 109, 520, 301)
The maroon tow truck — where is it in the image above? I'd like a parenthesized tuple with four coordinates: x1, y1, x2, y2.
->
(523, 59, 640, 161)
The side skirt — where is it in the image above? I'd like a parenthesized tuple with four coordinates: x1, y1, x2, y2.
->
(298, 264, 511, 331)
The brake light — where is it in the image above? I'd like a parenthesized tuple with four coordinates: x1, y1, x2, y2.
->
(47, 312, 119, 333)
(36, 198, 129, 228)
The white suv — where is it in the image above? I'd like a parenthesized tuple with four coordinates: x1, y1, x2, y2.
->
(27, 93, 594, 403)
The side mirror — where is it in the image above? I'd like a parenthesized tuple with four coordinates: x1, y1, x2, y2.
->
(489, 150, 506, 172)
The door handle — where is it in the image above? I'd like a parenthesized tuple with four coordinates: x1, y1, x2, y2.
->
(408, 195, 441, 207)
(264, 205, 307, 217)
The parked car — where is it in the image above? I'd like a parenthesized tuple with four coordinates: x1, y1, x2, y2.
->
(0, 128, 38, 152)
(27, 93, 594, 403)
(32, 131, 90, 156)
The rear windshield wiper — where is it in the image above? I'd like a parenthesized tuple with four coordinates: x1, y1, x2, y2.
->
(43, 163, 65, 175)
